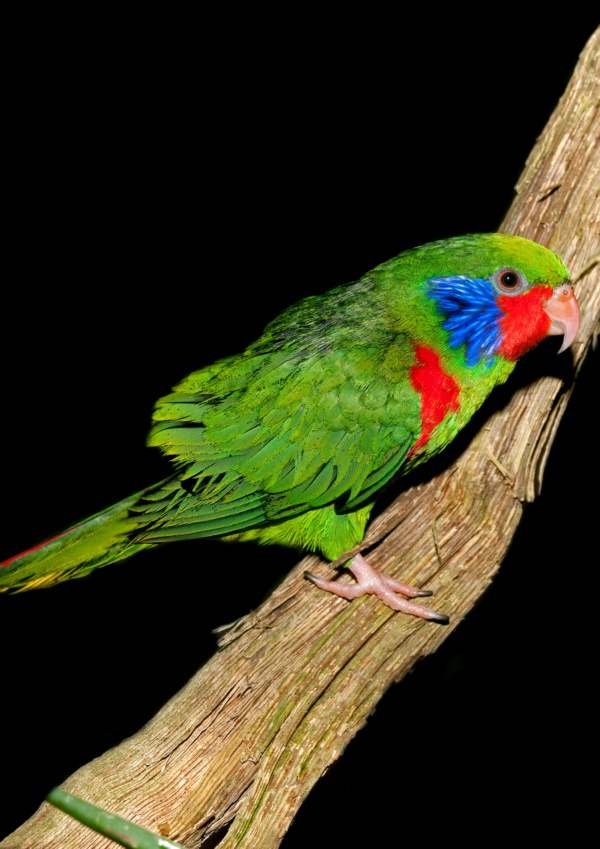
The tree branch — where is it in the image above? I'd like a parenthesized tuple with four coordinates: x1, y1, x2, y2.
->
(3, 27, 599, 849)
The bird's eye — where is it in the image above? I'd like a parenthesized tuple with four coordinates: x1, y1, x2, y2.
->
(490, 267, 528, 296)
(499, 271, 518, 289)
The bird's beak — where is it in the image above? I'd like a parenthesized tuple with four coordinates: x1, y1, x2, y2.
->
(544, 284, 580, 353)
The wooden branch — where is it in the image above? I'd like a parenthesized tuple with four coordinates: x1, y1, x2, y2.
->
(3, 28, 599, 849)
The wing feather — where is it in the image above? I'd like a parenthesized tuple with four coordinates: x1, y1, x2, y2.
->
(138, 333, 421, 544)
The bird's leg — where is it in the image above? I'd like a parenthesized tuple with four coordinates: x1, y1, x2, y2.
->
(305, 553, 448, 623)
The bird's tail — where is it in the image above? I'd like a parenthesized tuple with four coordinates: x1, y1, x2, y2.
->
(0, 480, 170, 593)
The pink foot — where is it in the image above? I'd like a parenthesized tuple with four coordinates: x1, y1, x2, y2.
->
(305, 554, 448, 623)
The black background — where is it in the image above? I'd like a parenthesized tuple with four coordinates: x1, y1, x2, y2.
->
(1, 15, 598, 846)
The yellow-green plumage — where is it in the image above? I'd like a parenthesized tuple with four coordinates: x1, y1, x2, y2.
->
(0, 234, 571, 592)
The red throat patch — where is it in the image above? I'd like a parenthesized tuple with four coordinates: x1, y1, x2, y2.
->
(409, 344, 460, 458)
(498, 287, 552, 360)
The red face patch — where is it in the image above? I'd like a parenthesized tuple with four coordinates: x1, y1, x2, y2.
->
(409, 344, 460, 458)
(497, 286, 552, 361)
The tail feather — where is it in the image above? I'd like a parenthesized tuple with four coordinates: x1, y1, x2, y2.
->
(0, 481, 170, 593)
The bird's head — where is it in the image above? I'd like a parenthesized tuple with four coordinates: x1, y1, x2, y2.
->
(426, 234, 579, 367)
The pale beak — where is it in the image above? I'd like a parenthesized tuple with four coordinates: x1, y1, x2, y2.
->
(544, 284, 580, 353)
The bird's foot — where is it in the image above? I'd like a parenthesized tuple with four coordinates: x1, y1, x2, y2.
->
(305, 553, 448, 623)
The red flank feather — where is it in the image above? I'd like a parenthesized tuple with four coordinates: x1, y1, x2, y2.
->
(409, 344, 460, 457)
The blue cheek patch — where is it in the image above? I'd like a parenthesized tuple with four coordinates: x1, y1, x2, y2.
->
(428, 275, 504, 368)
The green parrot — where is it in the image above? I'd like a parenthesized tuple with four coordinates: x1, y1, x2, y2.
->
(0, 234, 579, 621)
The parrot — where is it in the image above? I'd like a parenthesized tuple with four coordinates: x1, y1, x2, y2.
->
(0, 233, 580, 622)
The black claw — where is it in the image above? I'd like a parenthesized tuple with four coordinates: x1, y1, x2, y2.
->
(416, 589, 433, 597)
(431, 613, 450, 625)
(304, 571, 317, 583)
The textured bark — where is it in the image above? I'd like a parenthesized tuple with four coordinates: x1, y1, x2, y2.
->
(3, 28, 599, 849)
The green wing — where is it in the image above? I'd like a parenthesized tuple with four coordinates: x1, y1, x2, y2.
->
(135, 332, 421, 552)
(0, 486, 161, 592)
